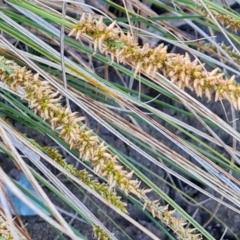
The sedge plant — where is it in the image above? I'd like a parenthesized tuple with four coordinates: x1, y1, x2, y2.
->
(0, 0, 239, 240)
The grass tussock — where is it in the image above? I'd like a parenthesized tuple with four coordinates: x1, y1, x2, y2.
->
(0, 1, 239, 240)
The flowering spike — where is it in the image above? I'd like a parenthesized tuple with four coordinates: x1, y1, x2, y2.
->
(69, 14, 240, 110)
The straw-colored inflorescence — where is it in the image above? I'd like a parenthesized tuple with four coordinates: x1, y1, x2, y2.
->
(0, 209, 26, 240)
(0, 57, 143, 197)
(207, 10, 240, 33)
(69, 13, 240, 110)
(43, 146, 127, 212)
(143, 200, 202, 240)
(198, 41, 240, 64)
(0, 217, 14, 240)
(0, 56, 201, 239)
(93, 225, 110, 240)
(40, 148, 201, 239)
(194, 1, 240, 32)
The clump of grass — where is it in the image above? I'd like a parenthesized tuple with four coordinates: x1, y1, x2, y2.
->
(0, 56, 200, 239)
(0, 0, 240, 240)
